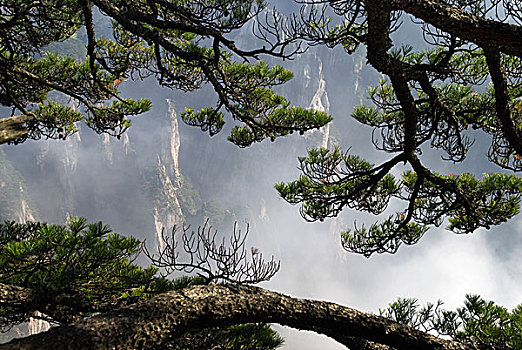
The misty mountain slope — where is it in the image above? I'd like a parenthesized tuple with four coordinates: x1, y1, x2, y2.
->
(0, 148, 36, 223)
(1, 14, 522, 349)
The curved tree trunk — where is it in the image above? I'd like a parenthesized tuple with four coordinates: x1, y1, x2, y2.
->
(0, 115, 31, 145)
(3, 284, 472, 350)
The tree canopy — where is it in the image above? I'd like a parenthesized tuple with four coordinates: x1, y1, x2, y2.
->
(0, 0, 330, 145)
(274, 0, 522, 256)
(1, 0, 522, 349)
(0, 219, 284, 349)
(2, 218, 520, 350)
(2, 0, 521, 256)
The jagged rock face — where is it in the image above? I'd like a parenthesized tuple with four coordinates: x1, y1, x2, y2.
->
(152, 160, 183, 251)
(164, 100, 181, 181)
(305, 58, 332, 149)
(102, 133, 113, 164)
(16, 197, 35, 224)
(1, 39, 372, 245)
(0, 149, 43, 339)
(123, 132, 132, 155)
(0, 148, 36, 223)
(34, 130, 80, 221)
(27, 313, 50, 338)
(152, 100, 184, 250)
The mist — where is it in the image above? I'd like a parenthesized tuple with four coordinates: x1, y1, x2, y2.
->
(1, 4, 521, 349)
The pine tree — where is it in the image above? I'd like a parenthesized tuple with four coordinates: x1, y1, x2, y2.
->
(0, 218, 283, 349)
(0, 0, 330, 145)
(275, 0, 522, 256)
(1, 1, 522, 349)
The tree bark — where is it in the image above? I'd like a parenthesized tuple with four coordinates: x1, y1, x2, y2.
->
(0, 283, 33, 307)
(483, 46, 522, 157)
(394, 0, 522, 56)
(0, 115, 31, 145)
(2, 284, 472, 350)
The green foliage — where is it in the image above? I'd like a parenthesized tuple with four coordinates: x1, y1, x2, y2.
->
(402, 171, 522, 233)
(96, 26, 155, 79)
(341, 218, 428, 258)
(1, 0, 329, 145)
(0, 217, 284, 348)
(279, 4, 522, 255)
(1, 44, 151, 142)
(203, 200, 226, 227)
(0, 217, 168, 324)
(170, 275, 208, 291)
(278, 145, 522, 256)
(31, 100, 83, 140)
(170, 323, 284, 350)
(276, 147, 399, 221)
(86, 98, 151, 137)
(180, 61, 331, 147)
(181, 107, 225, 137)
(1, 0, 83, 52)
(228, 104, 331, 147)
(381, 295, 522, 349)
(221, 323, 284, 350)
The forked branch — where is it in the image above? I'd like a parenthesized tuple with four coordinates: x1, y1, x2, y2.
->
(143, 221, 280, 284)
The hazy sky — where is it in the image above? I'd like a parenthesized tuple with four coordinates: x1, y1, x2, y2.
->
(2, 3, 521, 348)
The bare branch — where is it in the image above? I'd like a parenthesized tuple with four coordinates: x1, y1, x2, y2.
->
(143, 221, 280, 284)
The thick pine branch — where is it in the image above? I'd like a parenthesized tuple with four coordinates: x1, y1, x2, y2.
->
(3, 284, 471, 350)
(394, 0, 522, 57)
(0, 115, 31, 144)
(483, 46, 522, 156)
